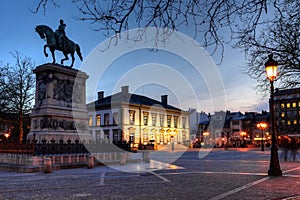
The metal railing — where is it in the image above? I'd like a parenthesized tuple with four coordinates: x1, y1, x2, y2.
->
(0, 140, 132, 155)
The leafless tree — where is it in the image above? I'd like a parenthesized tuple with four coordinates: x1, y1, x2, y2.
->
(238, 0, 300, 91)
(0, 52, 35, 143)
(32, 0, 299, 89)
(31, 0, 283, 60)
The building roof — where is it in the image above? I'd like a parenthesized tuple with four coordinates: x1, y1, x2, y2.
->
(87, 90, 182, 112)
(274, 88, 300, 96)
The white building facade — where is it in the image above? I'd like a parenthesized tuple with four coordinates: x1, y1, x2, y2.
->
(87, 86, 190, 147)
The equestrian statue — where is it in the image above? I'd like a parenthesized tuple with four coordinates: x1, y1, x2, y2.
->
(35, 19, 83, 68)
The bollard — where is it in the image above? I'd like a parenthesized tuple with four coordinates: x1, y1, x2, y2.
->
(142, 152, 150, 163)
(120, 153, 126, 165)
(87, 155, 94, 169)
(44, 157, 52, 173)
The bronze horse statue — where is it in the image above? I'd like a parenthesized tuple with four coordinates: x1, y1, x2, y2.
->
(35, 25, 83, 68)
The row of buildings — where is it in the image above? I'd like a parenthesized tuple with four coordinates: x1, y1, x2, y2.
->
(1, 86, 300, 148)
(86, 86, 300, 148)
(190, 88, 300, 147)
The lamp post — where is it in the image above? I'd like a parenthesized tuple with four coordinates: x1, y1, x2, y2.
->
(240, 131, 246, 147)
(256, 122, 267, 151)
(265, 54, 282, 176)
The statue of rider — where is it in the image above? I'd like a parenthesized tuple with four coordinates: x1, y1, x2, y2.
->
(55, 19, 67, 50)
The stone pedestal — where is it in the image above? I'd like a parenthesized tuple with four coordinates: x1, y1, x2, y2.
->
(27, 63, 92, 142)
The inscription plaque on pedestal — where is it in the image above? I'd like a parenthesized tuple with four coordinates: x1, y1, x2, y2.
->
(27, 63, 92, 142)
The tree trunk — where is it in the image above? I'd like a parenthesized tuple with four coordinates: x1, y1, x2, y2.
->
(19, 110, 23, 144)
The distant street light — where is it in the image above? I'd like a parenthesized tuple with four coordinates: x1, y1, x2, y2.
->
(203, 132, 209, 145)
(4, 133, 9, 139)
(265, 54, 282, 176)
(257, 122, 267, 151)
(240, 131, 247, 147)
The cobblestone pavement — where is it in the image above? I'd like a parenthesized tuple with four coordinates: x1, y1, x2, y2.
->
(0, 147, 299, 200)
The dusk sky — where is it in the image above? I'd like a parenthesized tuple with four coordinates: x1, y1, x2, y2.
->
(0, 0, 269, 114)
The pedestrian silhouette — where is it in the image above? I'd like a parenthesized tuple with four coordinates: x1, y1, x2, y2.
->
(290, 137, 298, 162)
(281, 136, 289, 161)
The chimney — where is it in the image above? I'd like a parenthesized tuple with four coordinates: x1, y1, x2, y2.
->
(98, 91, 104, 102)
(121, 86, 129, 98)
(161, 95, 168, 105)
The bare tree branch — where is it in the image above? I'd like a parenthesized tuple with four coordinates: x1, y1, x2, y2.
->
(31, 0, 280, 60)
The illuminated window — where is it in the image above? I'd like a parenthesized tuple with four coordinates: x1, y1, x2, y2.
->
(292, 102, 297, 108)
(281, 112, 285, 117)
(89, 115, 93, 126)
(129, 110, 135, 125)
(96, 115, 101, 126)
(167, 115, 172, 128)
(174, 116, 178, 128)
(159, 114, 164, 127)
(287, 103, 291, 108)
(293, 120, 297, 125)
(143, 112, 149, 125)
(298, 102, 300, 107)
(152, 113, 157, 126)
(281, 103, 285, 108)
(287, 120, 291, 125)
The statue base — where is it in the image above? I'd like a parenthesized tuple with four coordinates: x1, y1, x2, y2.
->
(27, 63, 92, 143)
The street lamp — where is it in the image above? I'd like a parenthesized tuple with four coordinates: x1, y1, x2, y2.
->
(265, 54, 282, 176)
(240, 131, 246, 147)
(256, 122, 267, 151)
(4, 133, 10, 140)
(203, 132, 209, 145)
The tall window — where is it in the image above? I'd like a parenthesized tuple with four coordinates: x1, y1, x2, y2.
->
(182, 117, 186, 128)
(104, 130, 110, 141)
(232, 121, 239, 125)
(96, 130, 101, 141)
(113, 129, 121, 142)
(159, 114, 164, 127)
(89, 115, 93, 126)
(96, 115, 101, 126)
(104, 113, 109, 125)
(287, 103, 291, 108)
(129, 110, 135, 125)
(281, 103, 285, 108)
(292, 102, 297, 108)
(113, 112, 119, 125)
(143, 112, 149, 125)
(167, 115, 172, 128)
(174, 116, 178, 128)
(152, 113, 157, 126)
(293, 110, 297, 117)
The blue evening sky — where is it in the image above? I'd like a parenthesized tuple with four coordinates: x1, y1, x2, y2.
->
(0, 0, 269, 113)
